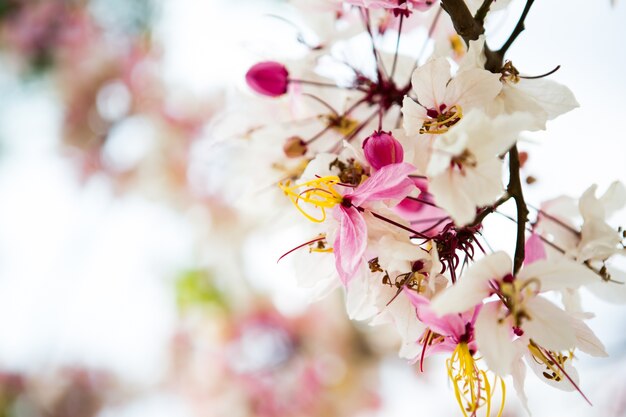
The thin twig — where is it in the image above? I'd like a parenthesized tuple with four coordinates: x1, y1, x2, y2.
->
(499, 0, 535, 56)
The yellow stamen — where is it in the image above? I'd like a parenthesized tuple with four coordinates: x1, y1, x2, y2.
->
(420, 105, 463, 135)
(528, 341, 573, 383)
(325, 114, 359, 136)
(449, 34, 465, 59)
(446, 343, 506, 417)
(279, 175, 344, 223)
(310, 247, 334, 253)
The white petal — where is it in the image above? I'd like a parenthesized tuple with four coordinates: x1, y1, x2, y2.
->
(511, 349, 531, 416)
(431, 252, 511, 315)
(518, 258, 600, 292)
(458, 35, 486, 71)
(587, 266, 626, 304)
(569, 316, 608, 357)
(393, 127, 432, 174)
(410, 58, 451, 110)
(524, 297, 576, 352)
(578, 217, 622, 262)
(475, 302, 516, 376)
(444, 68, 502, 110)
(401, 96, 427, 136)
(600, 181, 626, 216)
(428, 170, 479, 226)
(525, 347, 580, 392)
(429, 157, 505, 226)
(345, 266, 379, 320)
(516, 78, 579, 122)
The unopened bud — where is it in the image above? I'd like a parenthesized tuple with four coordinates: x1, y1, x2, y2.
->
(283, 136, 307, 158)
(362, 130, 404, 170)
(245, 61, 289, 97)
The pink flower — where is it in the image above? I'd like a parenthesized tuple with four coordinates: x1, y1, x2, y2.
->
(334, 162, 416, 284)
(245, 62, 289, 97)
(362, 131, 404, 170)
(403, 290, 479, 359)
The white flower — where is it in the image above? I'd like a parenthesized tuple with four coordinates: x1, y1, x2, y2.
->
(535, 182, 626, 303)
(346, 234, 445, 359)
(426, 110, 532, 226)
(462, 36, 579, 130)
(402, 55, 501, 136)
(431, 252, 606, 388)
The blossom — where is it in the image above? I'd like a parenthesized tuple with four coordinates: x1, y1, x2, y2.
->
(345, 235, 446, 358)
(430, 252, 606, 407)
(532, 182, 626, 303)
(280, 160, 416, 284)
(426, 110, 532, 226)
(402, 55, 502, 137)
(405, 290, 505, 417)
(462, 37, 579, 130)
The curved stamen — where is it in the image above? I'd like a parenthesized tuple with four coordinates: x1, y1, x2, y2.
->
(520, 65, 561, 80)
(280, 176, 344, 223)
(420, 105, 464, 134)
(277, 235, 327, 263)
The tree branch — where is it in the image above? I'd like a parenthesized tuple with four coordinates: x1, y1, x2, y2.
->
(508, 145, 529, 274)
(439, 0, 503, 71)
(440, 0, 483, 40)
(474, 0, 495, 26)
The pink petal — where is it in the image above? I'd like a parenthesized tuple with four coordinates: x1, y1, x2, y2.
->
(349, 162, 416, 207)
(334, 206, 368, 286)
(403, 289, 465, 337)
(524, 233, 547, 265)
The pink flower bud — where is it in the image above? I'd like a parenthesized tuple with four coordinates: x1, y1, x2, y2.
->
(362, 130, 404, 170)
(245, 61, 289, 97)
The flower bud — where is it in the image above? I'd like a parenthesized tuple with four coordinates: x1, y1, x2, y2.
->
(245, 61, 289, 97)
(362, 130, 403, 170)
(283, 136, 307, 158)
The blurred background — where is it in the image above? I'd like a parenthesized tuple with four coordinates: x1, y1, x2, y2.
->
(0, 0, 625, 416)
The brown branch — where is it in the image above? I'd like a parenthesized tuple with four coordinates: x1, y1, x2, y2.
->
(474, 0, 495, 26)
(468, 192, 511, 228)
(440, 0, 483, 40)
(439, 0, 502, 71)
(508, 145, 529, 274)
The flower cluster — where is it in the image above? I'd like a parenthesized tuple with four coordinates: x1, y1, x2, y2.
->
(239, 1, 626, 415)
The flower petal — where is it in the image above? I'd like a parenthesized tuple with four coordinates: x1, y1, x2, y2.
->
(410, 57, 450, 110)
(569, 316, 608, 357)
(431, 252, 512, 316)
(349, 162, 415, 207)
(334, 206, 368, 286)
(401, 96, 427, 137)
(475, 301, 516, 376)
(444, 68, 502, 110)
(518, 258, 600, 292)
(524, 233, 547, 265)
(524, 297, 576, 352)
